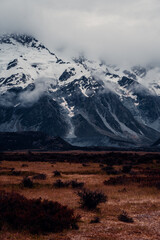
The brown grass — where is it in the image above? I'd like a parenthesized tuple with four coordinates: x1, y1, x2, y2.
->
(0, 152, 160, 239)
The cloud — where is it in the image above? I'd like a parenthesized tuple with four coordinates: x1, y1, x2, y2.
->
(0, 91, 16, 107)
(0, 77, 57, 107)
(19, 77, 57, 106)
(0, 0, 160, 64)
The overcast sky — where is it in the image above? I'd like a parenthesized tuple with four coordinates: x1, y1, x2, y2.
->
(0, 0, 160, 64)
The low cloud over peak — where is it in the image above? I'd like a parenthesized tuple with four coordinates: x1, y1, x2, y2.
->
(0, 0, 160, 65)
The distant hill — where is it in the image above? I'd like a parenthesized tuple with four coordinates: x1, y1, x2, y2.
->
(0, 131, 73, 151)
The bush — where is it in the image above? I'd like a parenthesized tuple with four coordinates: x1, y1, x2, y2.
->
(53, 170, 61, 177)
(118, 211, 134, 223)
(33, 174, 47, 180)
(21, 164, 28, 167)
(53, 179, 84, 189)
(90, 217, 100, 224)
(122, 165, 132, 174)
(104, 175, 129, 186)
(10, 170, 21, 176)
(104, 175, 160, 188)
(10, 170, 35, 177)
(82, 163, 89, 167)
(77, 189, 107, 210)
(53, 179, 70, 188)
(102, 166, 118, 175)
(21, 177, 34, 188)
(70, 180, 84, 189)
(0, 191, 79, 234)
(118, 188, 127, 193)
(156, 182, 160, 189)
(99, 164, 104, 168)
(0, 219, 2, 231)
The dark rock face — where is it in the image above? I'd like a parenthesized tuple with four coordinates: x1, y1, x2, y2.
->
(118, 76, 135, 87)
(118, 76, 160, 129)
(59, 68, 75, 82)
(136, 94, 160, 123)
(72, 114, 102, 138)
(0, 34, 46, 50)
(123, 70, 137, 80)
(131, 66, 147, 78)
(152, 137, 160, 146)
(7, 59, 18, 70)
(0, 95, 68, 137)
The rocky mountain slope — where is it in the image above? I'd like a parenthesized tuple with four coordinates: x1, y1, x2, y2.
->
(0, 34, 160, 146)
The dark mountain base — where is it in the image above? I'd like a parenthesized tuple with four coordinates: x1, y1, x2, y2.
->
(0, 131, 73, 151)
(0, 131, 159, 152)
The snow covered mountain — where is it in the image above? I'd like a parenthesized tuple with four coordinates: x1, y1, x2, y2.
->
(0, 33, 160, 147)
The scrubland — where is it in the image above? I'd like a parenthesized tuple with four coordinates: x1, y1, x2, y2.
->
(0, 151, 160, 240)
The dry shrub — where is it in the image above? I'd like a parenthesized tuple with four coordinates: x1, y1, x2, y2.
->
(139, 168, 160, 176)
(33, 174, 47, 180)
(122, 165, 132, 174)
(118, 211, 134, 223)
(21, 164, 28, 167)
(53, 179, 70, 188)
(10, 170, 23, 176)
(104, 175, 160, 189)
(53, 170, 61, 177)
(77, 189, 107, 210)
(70, 180, 84, 189)
(82, 163, 89, 167)
(21, 177, 34, 188)
(118, 188, 127, 193)
(90, 217, 100, 224)
(9, 170, 36, 177)
(0, 191, 79, 234)
(102, 166, 118, 175)
(104, 175, 128, 186)
(53, 179, 84, 189)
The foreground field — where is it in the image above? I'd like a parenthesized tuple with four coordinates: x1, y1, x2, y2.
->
(0, 151, 160, 240)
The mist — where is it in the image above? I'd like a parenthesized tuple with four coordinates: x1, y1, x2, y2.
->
(19, 77, 57, 106)
(0, 0, 160, 65)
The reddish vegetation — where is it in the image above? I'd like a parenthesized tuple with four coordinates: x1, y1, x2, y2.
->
(104, 175, 160, 189)
(0, 151, 160, 239)
(118, 211, 134, 223)
(0, 151, 159, 164)
(0, 191, 79, 234)
(77, 188, 107, 210)
(53, 179, 84, 189)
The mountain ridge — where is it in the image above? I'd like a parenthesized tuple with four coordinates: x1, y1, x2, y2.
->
(0, 33, 160, 147)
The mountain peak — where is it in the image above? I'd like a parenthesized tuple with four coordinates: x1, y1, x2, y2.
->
(0, 33, 47, 51)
